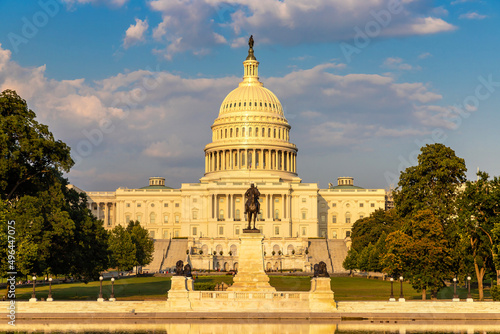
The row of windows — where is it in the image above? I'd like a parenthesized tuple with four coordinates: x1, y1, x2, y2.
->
(126, 202, 180, 208)
(223, 101, 279, 110)
(319, 202, 376, 208)
(215, 126, 289, 141)
(125, 213, 180, 224)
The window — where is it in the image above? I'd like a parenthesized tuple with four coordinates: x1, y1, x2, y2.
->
(164, 215, 169, 223)
(235, 227, 240, 235)
(137, 214, 142, 222)
(302, 212, 306, 219)
(275, 226, 280, 235)
(137, 203, 142, 207)
(346, 231, 351, 238)
(332, 203, 336, 207)
(359, 203, 364, 208)
(301, 227, 307, 236)
(219, 226, 224, 235)
(275, 198, 279, 203)
(345, 213, 351, 224)
(151, 203, 155, 207)
(302, 198, 306, 203)
(192, 227, 197, 236)
(174, 230, 179, 238)
(274, 209, 279, 219)
(332, 215, 337, 224)
(163, 231, 169, 238)
(220, 198, 224, 203)
(321, 203, 326, 208)
(126, 215, 130, 223)
(332, 231, 337, 239)
(371, 203, 375, 207)
(175, 203, 179, 208)
(126, 203, 130, 208)
(359, 215, 364, 219)
(258, 209, 263, 220)
(175, 215, 179, 223)
(219, 209, 224, 220)
(150, 213, 156, 224)
(193, 198, 197, 203)
(192, 211, 198, 220)
(164, 203, 168, 207)
(235, 209, 240, 220)
(236, 198, 240, 203)
(149, 231, 155, 239)
(321, 215, 326, 223)
(346, 203, 350, 208)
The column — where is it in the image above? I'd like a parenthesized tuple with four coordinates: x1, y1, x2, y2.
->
(222, 150, 226, 170)
(227, 194, 231, 219)
(253, 149, 257, 169)
(267, 194, 271, 219)
(259, 149, 263, 170)
(282, 195, 286, 219)
(230, 149, 233, 170)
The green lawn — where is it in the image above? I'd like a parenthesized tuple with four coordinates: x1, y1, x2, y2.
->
(10, 275, 492, 301)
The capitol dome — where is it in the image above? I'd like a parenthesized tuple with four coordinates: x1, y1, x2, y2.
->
(203, 38, 299, 182)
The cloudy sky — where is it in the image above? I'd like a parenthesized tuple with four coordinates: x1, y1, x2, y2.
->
(1, 0, 499, 191)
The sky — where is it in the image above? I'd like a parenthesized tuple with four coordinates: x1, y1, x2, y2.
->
(1, 0, 499, 191)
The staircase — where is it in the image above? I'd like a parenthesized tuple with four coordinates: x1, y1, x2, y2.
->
(307, 239, 333, 273)
(143, 239, 170, 273)
(327, 239, 349, 273)
(161, 239, 189, 272)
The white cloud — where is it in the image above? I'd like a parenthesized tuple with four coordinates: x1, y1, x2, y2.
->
(0, 43, 456, 190)
(123, 18, 149, 49)
(146, 0, 457, 58)
(418, 52, 432, 59)
(459, 12, 488, 20)
(382, 57, 420, 71)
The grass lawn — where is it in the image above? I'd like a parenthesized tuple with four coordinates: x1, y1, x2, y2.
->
(10, 275, 492, 301)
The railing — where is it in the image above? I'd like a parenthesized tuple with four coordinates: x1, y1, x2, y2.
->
(198, 291, 309, 301)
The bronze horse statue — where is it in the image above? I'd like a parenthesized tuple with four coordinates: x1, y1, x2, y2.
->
(244, 184, 260, 230)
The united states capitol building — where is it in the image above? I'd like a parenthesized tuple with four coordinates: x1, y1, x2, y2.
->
(82, 42, 388, 273)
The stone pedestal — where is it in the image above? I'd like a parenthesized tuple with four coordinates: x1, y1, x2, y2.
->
(227, 232, 276, 292)
(166, 276, 191, 310)
(46, 297, 53, 302)
(309, 277, 336, 312)
(29, 298, 37, 303)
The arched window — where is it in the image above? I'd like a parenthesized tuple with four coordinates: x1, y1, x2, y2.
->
(150, 212, 156, 224)
(249, 127, 252, 136)
(273, 129, 276, 138)
(268, 128, 271, 137)
(236, 128, 239, 137)
(262, 128, 265, 137)
(225, 129, 227, 138)
(242, 127, 245, 137)
(255, 127, 258, 136)
(230, 128, 233, 137)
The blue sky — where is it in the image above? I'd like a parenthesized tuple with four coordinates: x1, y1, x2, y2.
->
(1, 0, 499, 191)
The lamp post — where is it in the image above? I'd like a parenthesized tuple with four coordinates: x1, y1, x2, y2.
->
(47, 277, 53, 301)
(110, 277, 116, 302)
(29, 275, 37, 302)
(467, 276, 473, 302)
(453, 278, 459, 301)
(398, 276, 405, 302)
(389, 277, 396, 301)
(98, 276, 104, 302)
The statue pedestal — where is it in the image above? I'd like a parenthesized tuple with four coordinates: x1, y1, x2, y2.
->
(227, 232, 276, 292)
(166, 276, 191, 310)
(309, 277, 336, 312)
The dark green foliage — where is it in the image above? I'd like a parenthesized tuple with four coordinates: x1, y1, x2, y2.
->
(491, 285, 500, 301)
(108, 225, 136, 272)
(127, 221, 154, 268)
(351, 209, 399, 251)
(0, 89, 73, 201)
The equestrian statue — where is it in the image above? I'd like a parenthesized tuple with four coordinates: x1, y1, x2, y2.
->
(244, 184, 260, 231)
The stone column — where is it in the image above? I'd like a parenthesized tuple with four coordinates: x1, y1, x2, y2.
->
(282, 194, 286, 219)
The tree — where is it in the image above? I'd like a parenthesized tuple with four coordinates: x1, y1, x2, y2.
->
(393, 143, 466, 223)
(383, 210, 453, 299)
(342, 248, 358, 275)
(0, 90, 73, 202)
(350, 209, 399, 252)
(0, 90, 108, 279)
(456, 171, 500, 300)
(108, 225, 136, 272)
(127, 221, 154, 273)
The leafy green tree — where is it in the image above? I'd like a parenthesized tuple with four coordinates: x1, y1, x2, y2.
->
(108, 225, 136, 272)
(350, 209, 399, 252)
(383, 210, 453, 299)
(342, 248, 358, 275)
(393, 143, 466, 223)
(0, 89, 73, 202)
(456, 171, 500, 300)
(357, 243, 374, 272)
(127, 221, 154, 273)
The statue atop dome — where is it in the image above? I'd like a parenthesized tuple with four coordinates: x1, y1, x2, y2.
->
(246, 35, 256, 60)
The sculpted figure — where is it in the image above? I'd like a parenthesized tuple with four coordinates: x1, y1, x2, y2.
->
(174, 260, 184, 276)
(244, 184, 260, 230)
